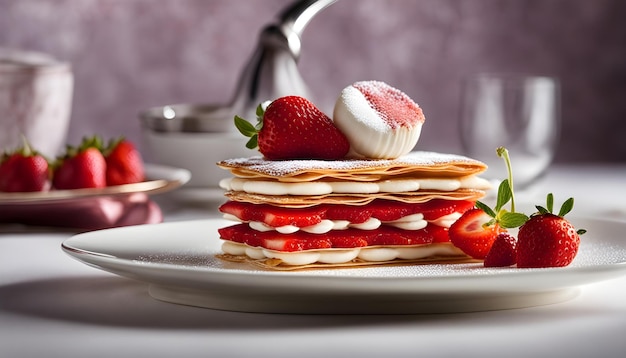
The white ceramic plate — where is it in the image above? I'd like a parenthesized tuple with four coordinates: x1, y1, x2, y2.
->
(0, 164, 191, 204)
(62, 217, 626, 314)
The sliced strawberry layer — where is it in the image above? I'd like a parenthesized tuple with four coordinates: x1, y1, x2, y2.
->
(219, 202, 325, 227)
(219, 199, 474, 228)
(219, 223, 442, 252)
(422, 225, 450, 243)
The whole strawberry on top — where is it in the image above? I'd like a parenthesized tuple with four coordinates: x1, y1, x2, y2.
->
(235, 96, 350, 160)
(52, 136, 107, 190)
(103, 137, 145, 186)
(0, 138, 50, 192)
(517, 194, 586, 268)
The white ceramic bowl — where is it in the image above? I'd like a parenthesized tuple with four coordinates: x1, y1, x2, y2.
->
(139, 104, 254, 188)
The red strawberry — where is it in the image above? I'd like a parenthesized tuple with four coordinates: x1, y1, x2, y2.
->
(264, 236, 333, 252)
(365, 200, 414, 221)
(234, 96, 350, 160)
(220, 200, 472, 229)
(369, 226, 434, 246)
(484, 232, 517, 267)
(104, 137, 145, 186)
(0, 139, 50, 192)
(421, 200, 474, 220)
(422, 225, 450, 243)
(448, 148, 530, 260)
(219, 224, 335, 251)
(219, 201, 325, 227)
(219, 224, 437, 252)
(448, 208, 506, 259)
(53, 136, 107, 190)
(325, 204, 372, 223)
(328, 231, 370, 248)
(516, 195, 585, 268)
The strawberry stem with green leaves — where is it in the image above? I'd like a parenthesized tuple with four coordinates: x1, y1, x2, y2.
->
(496, 147, 517, 212)
(535, 193, 587, 235)
(475, 146, 529, 229)
(20, 135, 35, 157)
(234, 102, 269, 150)
(3, 135, 44, 160)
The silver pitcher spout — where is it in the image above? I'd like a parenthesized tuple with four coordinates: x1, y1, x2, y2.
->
(230, 0, 337, 120)
(140, 0, 337, 133)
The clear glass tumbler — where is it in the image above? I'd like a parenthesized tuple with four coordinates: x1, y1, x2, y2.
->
(460, 74, 560, 190)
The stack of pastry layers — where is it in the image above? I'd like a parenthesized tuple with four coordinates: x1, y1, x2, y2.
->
(217, 151, 490, 270)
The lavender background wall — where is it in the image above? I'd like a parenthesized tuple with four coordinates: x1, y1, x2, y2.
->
(1, 0, 625, 162)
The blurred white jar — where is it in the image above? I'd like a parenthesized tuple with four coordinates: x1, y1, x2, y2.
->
(0, 48, 73, 158)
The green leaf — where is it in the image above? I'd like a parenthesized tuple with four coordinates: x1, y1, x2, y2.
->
(546, 193, 554, 213)
(476, 201, 496, 218)
(577, 229, 587, 235)
(234, 116, 258, 137)
(495, 179, 512, 212)
(558, 197, 574, 217)
(499, 212, 529, 228)
(483, 218, 497, 228)
(245, 135, 258, 149)
(255, 103, 265, 118)
(536, 205, 549, 215)
(255, 102, 268, 131)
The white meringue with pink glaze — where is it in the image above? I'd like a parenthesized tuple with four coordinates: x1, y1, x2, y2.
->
(333, 81, 426, 159)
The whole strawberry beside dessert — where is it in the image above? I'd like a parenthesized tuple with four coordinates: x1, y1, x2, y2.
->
(449, 147, 585, 268)
(517, 195, 585, 268)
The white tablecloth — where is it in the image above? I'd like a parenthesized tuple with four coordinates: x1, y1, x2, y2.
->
(1, 164, 625, 358)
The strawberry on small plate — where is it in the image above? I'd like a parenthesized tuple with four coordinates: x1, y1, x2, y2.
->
(0, 138, 50, 193)
(0, 163, 190, 229)
(104, 137, 145, 186)
(0, 163, 190, 204)
(52, 136, 107, 190)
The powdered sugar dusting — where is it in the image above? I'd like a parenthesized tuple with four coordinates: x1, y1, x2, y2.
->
(352, 81, 425, 129)
(338, 85, 389, 132)
(218, 151, 485, 177)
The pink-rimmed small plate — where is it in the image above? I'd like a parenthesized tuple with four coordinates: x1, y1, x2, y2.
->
(0, 164, 190, 204)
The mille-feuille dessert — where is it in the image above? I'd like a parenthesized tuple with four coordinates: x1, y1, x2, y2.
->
(216, 81, 490, 269)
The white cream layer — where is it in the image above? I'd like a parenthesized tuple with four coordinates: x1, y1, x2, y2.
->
(222, 241, 466, 266)
(223, 212, 462, 234)
(219, 176, 490, 196)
